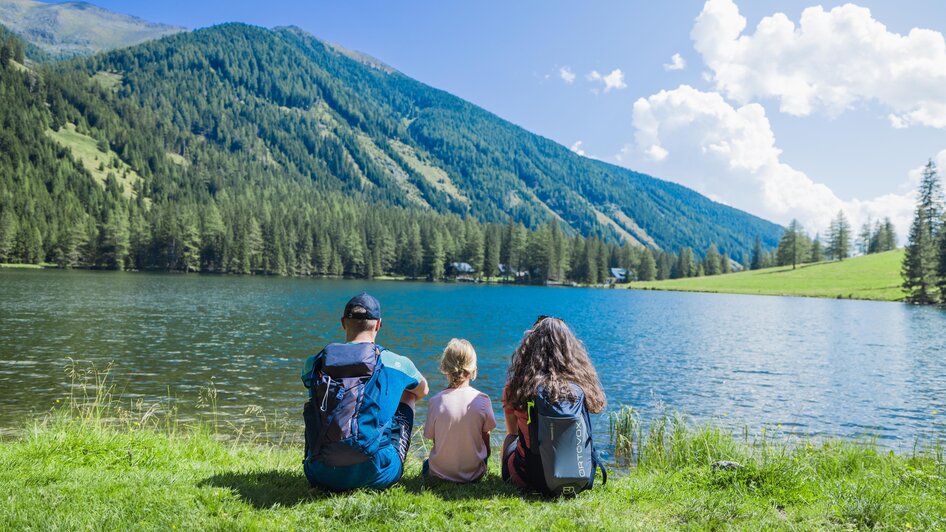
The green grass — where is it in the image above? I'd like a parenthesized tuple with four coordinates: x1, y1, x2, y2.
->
(91, 71, 123, 92)
(1, 364, 944, 530)
(0, 262, 53, 269)
(45, 123, 142, 200)
(632, 249, 908, 302)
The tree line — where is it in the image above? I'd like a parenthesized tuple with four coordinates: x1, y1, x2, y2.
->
(902, 160, 946, 304)
(745, 211, 897, 272)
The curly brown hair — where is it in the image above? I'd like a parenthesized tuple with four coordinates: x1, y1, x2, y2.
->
(505, 317, 606, 413)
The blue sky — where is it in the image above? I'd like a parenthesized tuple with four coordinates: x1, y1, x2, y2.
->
(50, 0, 946, 236)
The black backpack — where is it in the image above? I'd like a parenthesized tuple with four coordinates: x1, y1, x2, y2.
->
(518, 383, 607, 497)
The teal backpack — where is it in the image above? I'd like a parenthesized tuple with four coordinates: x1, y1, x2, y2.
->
(517, 383, 608, 497)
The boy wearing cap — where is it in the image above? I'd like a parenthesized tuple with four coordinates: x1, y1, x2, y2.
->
(301, 292, 429, 491)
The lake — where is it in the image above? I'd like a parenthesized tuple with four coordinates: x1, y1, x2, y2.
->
(1, 269, 944, 448)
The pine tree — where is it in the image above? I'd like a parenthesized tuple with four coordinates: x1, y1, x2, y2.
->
(671, 247, 694, 278)
(179, 211, 202, 273)
(507, 222, 525, 279)
(881, 218, 898, 251)
(596, 239, 609, 284)
(482, 225, 500, 279)
(810, 234, 824, 263)
(827, 210, 852, 261)
(0, 209, 18, 262)
(200, 203, 226, 272)
(583, 239, 598, 284)
(656, 251, 671, 280)
(404, 223, 424, 279)
(245, 217, 264, 273)
(100, 212, 130, 270)
(703, 244, 722, 275)
(750, 237, 764, 270)
(902, 160, 943, 304)
(776, 219, 809, 269)
(427, 230, 445, 280)
(857, 218, 872, 255)
(637, 248, 656, 281)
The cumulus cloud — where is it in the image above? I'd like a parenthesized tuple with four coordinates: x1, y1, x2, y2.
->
(692, 0, 946, 128)
(631, 85, 915, 238)
(663, 53, 687, 71)
(587, 69, 627, 92)
(559, 66, 576, 84)
(570, 140, 587, 156)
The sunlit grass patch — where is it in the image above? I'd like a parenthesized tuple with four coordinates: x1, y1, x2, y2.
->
(1, 362, 944, 529)
(632, 249, 908, 302)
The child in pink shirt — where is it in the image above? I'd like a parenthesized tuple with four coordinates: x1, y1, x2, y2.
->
(423, 339, 497, 482)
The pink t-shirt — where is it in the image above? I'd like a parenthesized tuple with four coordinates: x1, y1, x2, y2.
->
(424, 386, 497, 482)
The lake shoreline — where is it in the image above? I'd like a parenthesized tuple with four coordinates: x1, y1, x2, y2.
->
(0, 262, 625, 289)
(627, 284, 906, 303)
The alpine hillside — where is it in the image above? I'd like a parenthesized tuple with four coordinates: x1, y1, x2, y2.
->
(0, 21, 782, 279)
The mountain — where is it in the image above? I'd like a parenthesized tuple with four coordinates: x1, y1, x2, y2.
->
(0, 21, 782, 280)
(0, 0, 183, 58)
(81, 23, 781, 253)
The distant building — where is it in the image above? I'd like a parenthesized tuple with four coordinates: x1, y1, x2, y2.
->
(448, 262, 476, 281)
(609, 267, 629, 284)
(498, 263, 527, 281)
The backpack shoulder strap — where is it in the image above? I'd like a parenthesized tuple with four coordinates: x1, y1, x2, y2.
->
(593, 445, 608, 485)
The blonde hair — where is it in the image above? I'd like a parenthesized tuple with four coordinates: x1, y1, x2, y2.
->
(440, 338, 477, 387)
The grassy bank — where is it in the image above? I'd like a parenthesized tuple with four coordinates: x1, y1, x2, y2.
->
(0, 262, 53, 269)
(2, 402, 945, 529)
(631, 249, 907, 302)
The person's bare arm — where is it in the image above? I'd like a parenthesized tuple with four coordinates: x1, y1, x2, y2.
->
(409, 376, 429, 399)
(504, 408, 518, 434)
(400, 377, 428, 409)
(482, 431, 492, 458)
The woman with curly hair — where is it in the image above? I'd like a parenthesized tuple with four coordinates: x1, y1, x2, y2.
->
(501, 316, 606, 492)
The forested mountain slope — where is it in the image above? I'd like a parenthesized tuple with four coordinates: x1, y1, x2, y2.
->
(0, 0, 183, 59)
(0, 22, 781, 280)
(77, 23, 781, 254)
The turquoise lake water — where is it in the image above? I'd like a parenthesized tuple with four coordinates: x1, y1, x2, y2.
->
(1, 269, 944, 448)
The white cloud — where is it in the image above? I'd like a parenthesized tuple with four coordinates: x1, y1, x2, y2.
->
(630, 85, 915, 238)
(559, 66, 576, 84)
(692, 0, 946, 128)
(663, 53, 687, 71)
(587, 69, 627, 92)
(570, 140, 587, 156)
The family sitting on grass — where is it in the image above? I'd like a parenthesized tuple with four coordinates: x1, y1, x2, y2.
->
(301, 292, 607, 497)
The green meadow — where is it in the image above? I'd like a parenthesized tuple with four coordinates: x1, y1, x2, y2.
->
(44, 123, 142, 200)
(631, 250, 908, 302)
(1, 368, 944, 530)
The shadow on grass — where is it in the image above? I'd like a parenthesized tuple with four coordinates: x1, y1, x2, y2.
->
(199, 469, 326, 509)
(398, 472, 536, 501)
(199, 469, 526, 508)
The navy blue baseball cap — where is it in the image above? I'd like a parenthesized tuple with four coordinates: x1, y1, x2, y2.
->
(342, 292, 381, 320)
